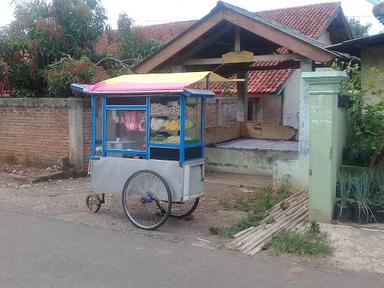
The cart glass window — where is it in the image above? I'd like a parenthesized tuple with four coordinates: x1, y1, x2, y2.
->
(185, 97, 201, 145)
(106, 110, 146, 153)
(150, 96, 180, 144)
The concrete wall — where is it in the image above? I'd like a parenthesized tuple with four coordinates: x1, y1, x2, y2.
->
(318, 31, 332, 45)
(303, 70, 347, 223)
(273, 157, 309, 189)
(0, 98, 85, 168)
(205, 147, 297, 175)
(280, 30, 332, 130)
(361, 44, 384, 104)
(282, 69, 301, 129)
(205, 123, 241, 145)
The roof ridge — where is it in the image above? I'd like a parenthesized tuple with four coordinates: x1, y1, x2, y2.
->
(135, 20, 195, 29)
(215, 1, 333, 54)
(256, 1, 341, 14)
(134, 1, 341, 29)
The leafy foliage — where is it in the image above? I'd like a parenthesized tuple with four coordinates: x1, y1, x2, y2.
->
(267, 223, 332, 256)
(45, 56, 108, 97)
(0, 58, 10, 95)
(333, 60, 384, 167)
(347, 17, 372, 38)
(210, 177, 293, 238)
(50, 0, 107, 57)
(0, 0, 106, 97)
(209, 213, 264, 238)
(372, 167, 384, 206)
(1, 1, 163, 97)
(116, 13, 161, 67)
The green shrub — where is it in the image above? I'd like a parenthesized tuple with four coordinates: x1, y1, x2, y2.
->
(267, 222, 332, 256)
(211, 178, 293, 238)
(44, 56, 108, 97)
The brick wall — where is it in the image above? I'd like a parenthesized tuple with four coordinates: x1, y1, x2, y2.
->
(0, 98, 84, 167)
(0, 96, 238, 168)
(83, 99, 92, 166)
(205, 97, 237, 127)
(220, 98, 237, 125)
(205, 99, 219, 127)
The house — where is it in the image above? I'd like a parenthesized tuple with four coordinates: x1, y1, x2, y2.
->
(105, 1, 350, 176)
(97, 2, 351, 131)
(328, 33, 384, 103)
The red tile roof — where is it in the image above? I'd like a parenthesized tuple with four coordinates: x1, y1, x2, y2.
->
(134, 21, 195, 43)
(96, 2, 345, 96)
(257, 2, 341, 39)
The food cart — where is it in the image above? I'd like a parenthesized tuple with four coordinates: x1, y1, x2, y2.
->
(71, 72, 239, 230)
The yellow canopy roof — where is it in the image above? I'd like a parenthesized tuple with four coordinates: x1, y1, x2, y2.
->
(71, 71, 242, 95)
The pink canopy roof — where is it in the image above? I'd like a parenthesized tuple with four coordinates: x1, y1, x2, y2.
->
(71, 72, 240, 95)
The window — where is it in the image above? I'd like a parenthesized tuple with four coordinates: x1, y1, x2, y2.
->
(150, 96, 181, 144)
(105, 110, 146, 152)
(185, 97, 201, 145)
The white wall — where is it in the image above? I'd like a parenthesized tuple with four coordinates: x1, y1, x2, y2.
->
(282, 69, 300, 129)
(318, 31, 332, 45)
(281, 31, 332, 130)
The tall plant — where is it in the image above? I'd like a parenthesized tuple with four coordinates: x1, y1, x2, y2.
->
(337, 171, 352, 219)
(333, 60, 384, 167)
(351, 171, 377, 223)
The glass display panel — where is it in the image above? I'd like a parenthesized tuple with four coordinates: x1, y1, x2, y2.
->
(106, 110, 146, 152)
(150, 96, 181, 144)
(185, 97, 201, 145)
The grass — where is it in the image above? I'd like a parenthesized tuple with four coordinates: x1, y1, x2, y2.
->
(267, 222, 333, 256)
(210, 176, 293, 238)
(209, 212, 264, 238)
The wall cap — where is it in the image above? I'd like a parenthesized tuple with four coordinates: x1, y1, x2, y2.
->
(302, 70, 347, 85)
(0, 97, 82, 108)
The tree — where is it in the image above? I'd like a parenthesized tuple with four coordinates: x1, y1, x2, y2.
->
(95, 13, 161, 74)
(347, 17, 372, 38)
(0, 0, 107, 97)
(45, 56, 108, 97)
(51, 0, 107, 57)
(116, 13, 160, 67)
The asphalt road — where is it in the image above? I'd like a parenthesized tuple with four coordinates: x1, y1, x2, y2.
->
(0, 209, 382, 288)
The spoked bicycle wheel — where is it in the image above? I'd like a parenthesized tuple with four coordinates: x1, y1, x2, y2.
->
(156, 198, 200, 218)
(122, 170, 172, 230)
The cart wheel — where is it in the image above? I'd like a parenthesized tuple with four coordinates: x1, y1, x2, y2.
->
(86, 193, 101, 213)
(156, 198, 200, 218)
(122, 170, 172, 230)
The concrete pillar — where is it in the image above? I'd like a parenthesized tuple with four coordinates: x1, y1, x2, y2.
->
(298, 59, 313, 157)
(237, 70, 248, 122)
(68, 98, 84, 169)
(303, 71, 347, 223)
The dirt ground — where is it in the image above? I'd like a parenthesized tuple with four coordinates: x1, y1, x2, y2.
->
(321, 223, 384, 274)
(0, 167, 271, 248)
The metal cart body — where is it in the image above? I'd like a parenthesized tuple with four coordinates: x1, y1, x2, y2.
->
(91, 157, 204, 202)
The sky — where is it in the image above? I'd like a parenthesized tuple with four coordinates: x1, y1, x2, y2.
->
(0, 0, 383, 34)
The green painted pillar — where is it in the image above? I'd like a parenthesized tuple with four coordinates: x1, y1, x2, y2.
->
(303, 71, 347, 223)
